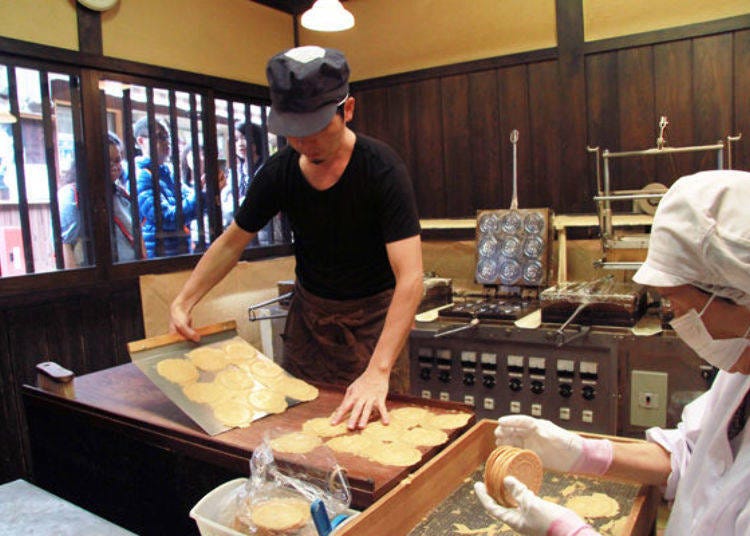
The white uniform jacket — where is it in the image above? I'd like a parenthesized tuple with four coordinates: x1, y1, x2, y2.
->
(646, 371, 750, 535)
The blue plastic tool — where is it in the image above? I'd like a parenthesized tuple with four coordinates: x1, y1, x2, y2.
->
(311, 499, 333, 536)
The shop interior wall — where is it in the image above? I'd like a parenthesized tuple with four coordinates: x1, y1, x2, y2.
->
(1, 1, 750, 486)
(350, 21, 750, 219)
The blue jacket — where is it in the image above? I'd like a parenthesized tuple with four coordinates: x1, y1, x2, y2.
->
(135, 156, 199, 257)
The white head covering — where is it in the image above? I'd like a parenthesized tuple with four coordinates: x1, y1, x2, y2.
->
(632, 170, 750, 306)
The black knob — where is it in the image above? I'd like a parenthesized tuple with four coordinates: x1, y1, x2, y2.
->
(530, 380, 544, 395)
(582, 385, 596, 400)
(482, 375, 496, 388)
(463, 373, 475, 386)
(558, 383, 572, 398)
(438, 370, 451, 383)
(508, 378, 522, 392)
(419, 368, 431, 381)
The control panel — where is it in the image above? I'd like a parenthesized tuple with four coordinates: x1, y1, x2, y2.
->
(410, 325, 620, 435)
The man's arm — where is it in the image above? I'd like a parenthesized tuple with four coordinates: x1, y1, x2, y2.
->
(169, 222, 256, 341)
(331, 234, 424, 429)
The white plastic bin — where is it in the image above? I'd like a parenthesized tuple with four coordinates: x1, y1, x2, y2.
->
(190, 477, 358, 536)
(190, 478, 248, 536)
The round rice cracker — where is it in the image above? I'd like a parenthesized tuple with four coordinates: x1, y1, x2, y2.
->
(269, 431, 323, 454)
(248, 389, 288, 414)
(325, 434, 377, 456)
(250, 497, 310, 534)
(366, 442, 423, 467)
(186, 347, 228, 372)
(484, 446, 543, 507)
(272, 377, 319, 401)
(182, 381, 224, 404)
(156, 358, 199, 385)
(362, 421, 407, 443)
(425, 411, 472, 430)
(302, 417, 348, 438)
(250, 359, 285, 384)
(215, 367, 255, 391)
(212, 399, 254, 428)
(223, 340, 258, 356)
(223, 341, 259, 365)
(399, 426, 448, 447)
(389, 406, 432, 428)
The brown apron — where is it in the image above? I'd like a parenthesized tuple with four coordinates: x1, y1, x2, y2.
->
(282, 282, 410, 394)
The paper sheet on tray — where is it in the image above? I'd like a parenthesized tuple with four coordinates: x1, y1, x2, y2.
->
(129, 327, 310, 436)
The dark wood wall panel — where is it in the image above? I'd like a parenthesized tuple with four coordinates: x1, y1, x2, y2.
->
(410, 79, 445, 218)
(616, 47, 657, 192)
(498, 64, 533, 210)
(0, 314, 25, 483)
(440, 74, 473, 217)
(468, 70, 501, 211)
(527, 60, 563, 209)
(0, 280, 143, 483)
(653, 40, 695, 180)
(353, 26, 749, 219)
(693, 33, 733, 172)
(734, 29, 750, 171)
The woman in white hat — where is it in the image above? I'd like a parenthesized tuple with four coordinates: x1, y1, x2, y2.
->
(475, 170, 750, 535)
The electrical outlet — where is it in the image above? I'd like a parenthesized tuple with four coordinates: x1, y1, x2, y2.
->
(630, 370, 668, 427)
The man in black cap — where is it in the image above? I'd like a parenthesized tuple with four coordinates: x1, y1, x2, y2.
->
(170, 46, 423, 429)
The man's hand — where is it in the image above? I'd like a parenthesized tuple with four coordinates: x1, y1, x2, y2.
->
(330, 366, 390, 430)
(169, 300, 200, 342)
(474, 478, 596, 536)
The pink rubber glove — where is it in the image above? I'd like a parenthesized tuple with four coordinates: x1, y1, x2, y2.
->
(494, 415, 613, 475)
(475, 477, 600, 536)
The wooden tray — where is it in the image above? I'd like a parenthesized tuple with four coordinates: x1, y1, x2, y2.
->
(338, 419, 659, 535)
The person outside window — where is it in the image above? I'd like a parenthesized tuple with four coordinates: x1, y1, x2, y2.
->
(134, 116, 200, 257)
(169, 46, 424, 430)
(57, 166, 83, 268)
(221, 120, 271, 243)
(108, 131, 138, 262)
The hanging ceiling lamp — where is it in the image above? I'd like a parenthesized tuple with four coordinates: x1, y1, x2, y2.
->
(301, 0, 355, 32)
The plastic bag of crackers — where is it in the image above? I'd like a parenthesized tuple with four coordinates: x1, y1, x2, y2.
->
(234, 438, 352, 535)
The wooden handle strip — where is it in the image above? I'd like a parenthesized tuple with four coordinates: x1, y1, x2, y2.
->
(127, 320, 237, 354)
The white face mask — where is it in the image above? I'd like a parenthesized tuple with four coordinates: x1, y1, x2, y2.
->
(670, 293, 750, 371)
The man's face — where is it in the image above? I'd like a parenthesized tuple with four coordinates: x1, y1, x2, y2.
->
(138, 126, 171, 164)
(109, 143, 123, 184)
(285, 99, 353, 165)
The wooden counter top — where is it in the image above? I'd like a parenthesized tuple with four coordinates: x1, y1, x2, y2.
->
(22, 363, 473, 510)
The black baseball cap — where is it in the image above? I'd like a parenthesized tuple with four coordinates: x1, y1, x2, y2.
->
(266, 46, 350, 137)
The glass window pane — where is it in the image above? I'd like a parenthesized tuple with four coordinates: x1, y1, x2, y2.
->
(217, 99, 283, 247)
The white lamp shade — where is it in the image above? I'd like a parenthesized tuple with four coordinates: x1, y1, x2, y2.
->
(301, 0, 355, 32)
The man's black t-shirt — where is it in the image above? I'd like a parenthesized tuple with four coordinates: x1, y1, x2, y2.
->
(235, 133, 421, 300)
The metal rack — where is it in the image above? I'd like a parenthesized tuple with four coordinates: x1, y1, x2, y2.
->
(588, 116, 741, 270)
